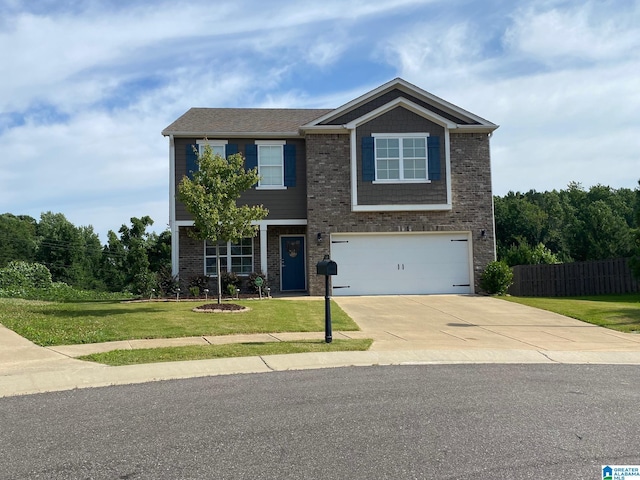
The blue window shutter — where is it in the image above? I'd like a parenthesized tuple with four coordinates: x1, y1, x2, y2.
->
(427, 136, 441, 181)
(362, 136, 375, 182)
(225, 144, 238, 158)
(284, 144, 296, 187)
(245, 144, 258, 187)
(185, 144, 198, 179)
(245, 144, 257, 170)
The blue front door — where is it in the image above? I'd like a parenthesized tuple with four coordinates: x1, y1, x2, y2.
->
(281, 236, 306, 291)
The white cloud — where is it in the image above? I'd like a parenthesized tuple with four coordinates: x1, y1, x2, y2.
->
(504, 1, 640, 65)
(1, 0, 638, 244)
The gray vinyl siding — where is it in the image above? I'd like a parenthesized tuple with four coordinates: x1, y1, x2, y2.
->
(356, 106, 448, 205)
(323, 88, 478, 126)
(174, 137, 307, 221)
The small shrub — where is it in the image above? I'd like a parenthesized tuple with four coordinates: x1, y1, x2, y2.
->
(221, 271, 241, 293)
(247, 272, 268, 293)
(227, 284, 238, 297)
(189, 286, 200, 297)
(188, 275, 209, 291)
(480, 261, 514, 295)
(156, 267, 179, 296)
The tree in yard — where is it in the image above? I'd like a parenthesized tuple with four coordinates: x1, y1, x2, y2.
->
(177, 144, 268, 304)
(629, 180, 640, 280)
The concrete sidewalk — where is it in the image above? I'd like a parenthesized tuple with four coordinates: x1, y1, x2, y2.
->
(2, 295, 640, 398)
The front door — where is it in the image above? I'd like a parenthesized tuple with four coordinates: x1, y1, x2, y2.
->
(281, 236, 306, 291)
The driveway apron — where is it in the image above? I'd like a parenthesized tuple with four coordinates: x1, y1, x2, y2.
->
(334, 295, 640, 352)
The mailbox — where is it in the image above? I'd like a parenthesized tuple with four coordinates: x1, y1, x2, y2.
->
(316, 255, 337, 276)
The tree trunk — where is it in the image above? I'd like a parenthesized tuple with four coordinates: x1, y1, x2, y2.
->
(216, 247, 222, 305)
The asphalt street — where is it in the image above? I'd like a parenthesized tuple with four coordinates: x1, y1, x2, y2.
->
(1, 364, 639, 479)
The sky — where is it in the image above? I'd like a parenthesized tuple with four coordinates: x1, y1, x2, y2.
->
(1, 0, 638, 243)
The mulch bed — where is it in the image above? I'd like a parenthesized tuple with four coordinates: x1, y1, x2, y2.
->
(192, 303, 250, 313)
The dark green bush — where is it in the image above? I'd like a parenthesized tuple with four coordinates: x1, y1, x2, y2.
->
(248, 272, 268, 293)
(0, 261, 52, 289)
(221, 271, 241, 293)
(156, 267, 178, 296)
(479, 261, 514, 295)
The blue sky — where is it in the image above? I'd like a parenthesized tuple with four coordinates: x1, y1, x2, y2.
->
(1, 0, 638, 242)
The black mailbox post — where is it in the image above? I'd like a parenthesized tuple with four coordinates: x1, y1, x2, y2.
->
(316, 255, 338, 343)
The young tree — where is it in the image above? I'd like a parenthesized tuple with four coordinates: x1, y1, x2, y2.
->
(178, 145, 268, 304)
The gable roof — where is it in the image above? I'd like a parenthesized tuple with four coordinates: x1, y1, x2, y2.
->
(162, 108, 333, 137)
(162, 78, 498, 137)
(301, 78, 498, 133)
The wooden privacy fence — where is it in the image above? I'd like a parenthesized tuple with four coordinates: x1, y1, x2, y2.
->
(509, 258, 640, 297)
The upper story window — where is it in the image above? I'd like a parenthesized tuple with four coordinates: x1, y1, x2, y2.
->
(197, 139, 227, 158)
(374, 135, 428, 182)
(361, 133, 440, 184)
(245, 141, 297, 189)
(257, 142, 285, 188)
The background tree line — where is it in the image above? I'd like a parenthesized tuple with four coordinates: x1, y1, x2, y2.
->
(0, 212, 171, 294)
(495, 182, 640, 268)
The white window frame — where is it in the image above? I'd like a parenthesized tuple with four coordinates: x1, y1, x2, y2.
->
(372, 133, 430, 184)
(256, 140, 286, 190)
(204, 238, 254, 276)
(197, 139, 227, 158)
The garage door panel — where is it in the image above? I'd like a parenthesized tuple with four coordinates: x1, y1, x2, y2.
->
(330, 233, 472, 296)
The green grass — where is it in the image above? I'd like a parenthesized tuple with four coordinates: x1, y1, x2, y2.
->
(501, 293, 640, 333)
(0, 298, 359, 346)
(79, 339, 374, 366)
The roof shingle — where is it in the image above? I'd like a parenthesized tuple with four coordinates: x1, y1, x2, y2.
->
(162, 108, 334, 136)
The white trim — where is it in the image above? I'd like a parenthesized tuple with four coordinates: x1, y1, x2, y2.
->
(259, 224, 268, 277)
(256, 186, 287, 191)
(279, 234, 307, 292)
(163, 131, 303, 138)
(373, 180, 431, 185)
(350, 129, 358, 211)
(255, 140, 286, 146)
(196, 139, 228, 146)
(351, 204, 452, 212)
(176, 219, 308, 227)
(169, 135, 179, 277)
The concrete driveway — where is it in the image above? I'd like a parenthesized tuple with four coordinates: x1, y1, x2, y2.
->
(334, 295, 640, 353)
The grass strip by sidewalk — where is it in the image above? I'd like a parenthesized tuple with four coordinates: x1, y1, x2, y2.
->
(500, 293, 640, 333)
(0, 298, 359, 346)
(79, 339, 374, 366)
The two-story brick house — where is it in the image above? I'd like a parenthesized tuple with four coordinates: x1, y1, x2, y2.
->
(162, 78, 498, 296)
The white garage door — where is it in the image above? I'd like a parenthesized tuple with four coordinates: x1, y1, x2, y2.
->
(330, 232, 473, 296)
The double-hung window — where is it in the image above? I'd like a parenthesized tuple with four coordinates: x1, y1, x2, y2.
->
(197, 139, 227, 158)
(257, 141, 285, 188)
(205, 238, 253, 276)
(374, 134, 428, 182)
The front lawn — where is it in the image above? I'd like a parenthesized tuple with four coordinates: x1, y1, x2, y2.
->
(0, 298, 359, 346)
(79, 339, 374, 366)
(500, 293, 640, 333)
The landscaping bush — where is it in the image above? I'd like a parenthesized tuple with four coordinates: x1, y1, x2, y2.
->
(156, 266, 179, 296)
(187, 275, 209, 297)
(0, 282, 133, 302)
(221, 271, 241, 293)
(0, 261, 52, 289)
(480, 261, 514, 295)
(248, 272, 268, 293)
